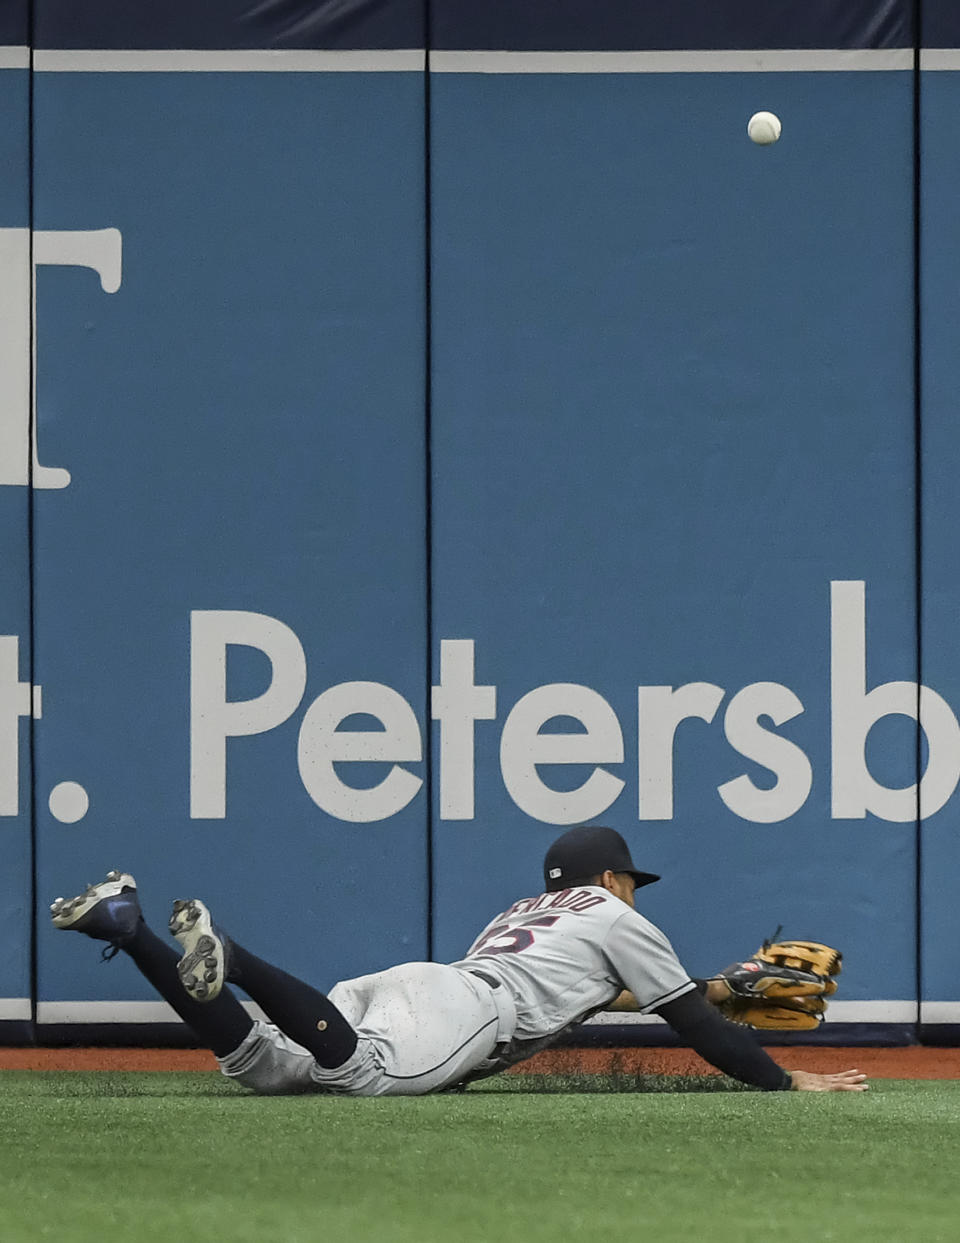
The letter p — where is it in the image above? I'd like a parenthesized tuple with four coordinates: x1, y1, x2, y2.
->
(190, 611, 307, 818)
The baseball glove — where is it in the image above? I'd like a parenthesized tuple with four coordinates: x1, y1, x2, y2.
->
(713, 937, 842, 1031)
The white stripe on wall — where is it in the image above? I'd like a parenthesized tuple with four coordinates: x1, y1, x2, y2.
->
(921, 49, 960, 71)
(37, 999, 268, 1024)
(31, 48, 425, 73)
(585, 1000, 921, 1026)
(920, 1002, 960, 1023)
(429, 49, 914, 74)
(0, 999, 31, 1021)
(0, 47, 929, 76)
(0, 46, 29, 69)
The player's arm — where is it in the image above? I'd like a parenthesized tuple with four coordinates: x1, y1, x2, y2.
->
(700, 978, 732, 1005)
(655, 990, 866, 1092)
(656, 989, 790, 1089)
(603, 915, 865, 1092)
(604, 927, 790, 1088)
(606, 978, 726, 1012)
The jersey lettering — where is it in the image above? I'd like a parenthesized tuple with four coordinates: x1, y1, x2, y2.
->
(472, 914, 560, 957)
(546, 889, 607, 912)
(501, 888, 608, 920)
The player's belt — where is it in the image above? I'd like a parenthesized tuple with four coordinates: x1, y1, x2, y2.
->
(467, 968, 501, 990)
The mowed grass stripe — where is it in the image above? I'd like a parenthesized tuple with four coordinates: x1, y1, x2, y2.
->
(0, 1073, 956, 1243)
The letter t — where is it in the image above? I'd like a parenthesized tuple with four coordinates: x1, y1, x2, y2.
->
(431, 640, 496, 820)
(0, 636, 41, 816)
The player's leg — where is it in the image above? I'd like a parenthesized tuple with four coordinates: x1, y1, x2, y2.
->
(317, 963, 511, 1095)
(169, 899, 357, 1069)
(51, 872, 252, 1058)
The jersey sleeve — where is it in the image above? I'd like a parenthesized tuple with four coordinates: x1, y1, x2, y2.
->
(602, 910, 697, 1012)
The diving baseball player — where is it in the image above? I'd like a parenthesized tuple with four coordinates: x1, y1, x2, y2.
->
(51, 825, 866, 1095)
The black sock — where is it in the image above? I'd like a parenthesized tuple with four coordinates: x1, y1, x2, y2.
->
(227, 942, 357, 1069)
(123, 920, 253, 1058)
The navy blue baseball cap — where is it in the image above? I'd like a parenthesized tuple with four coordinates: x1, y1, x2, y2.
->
(543, 826, 660, 893)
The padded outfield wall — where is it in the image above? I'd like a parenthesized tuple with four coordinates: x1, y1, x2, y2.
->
(0, 0, 958, 1045)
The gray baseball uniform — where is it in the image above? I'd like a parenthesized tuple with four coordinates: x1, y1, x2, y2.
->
(217, 885, 695, 1097)
(451, 884, 695, 1078)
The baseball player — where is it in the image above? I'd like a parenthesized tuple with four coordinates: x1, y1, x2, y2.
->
(51, 825, 866, 1095)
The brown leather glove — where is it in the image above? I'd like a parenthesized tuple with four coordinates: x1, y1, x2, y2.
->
(713, 939, 842, 1031)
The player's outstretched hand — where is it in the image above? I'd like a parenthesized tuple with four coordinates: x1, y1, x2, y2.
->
(788, 1068, 868, 1092)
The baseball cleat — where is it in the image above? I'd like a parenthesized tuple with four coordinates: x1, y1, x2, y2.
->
(169, 898, 230, 1003)
(50, 871, 141, 948)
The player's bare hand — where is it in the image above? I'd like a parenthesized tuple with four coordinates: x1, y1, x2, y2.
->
(788, 1068, 868, 1092)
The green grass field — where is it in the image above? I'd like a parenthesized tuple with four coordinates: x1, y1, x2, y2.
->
(1, 1072, 957, 1242)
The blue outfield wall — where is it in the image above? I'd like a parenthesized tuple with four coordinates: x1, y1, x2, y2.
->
(428, 65, 917, 1021)
(1, 0, 959, 1044)
(26, 5, 430, 1025)
(919, 27, 960, 1036)
(0, 44, 33, 1033)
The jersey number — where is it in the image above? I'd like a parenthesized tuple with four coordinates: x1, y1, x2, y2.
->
(472, 915, 560, 956)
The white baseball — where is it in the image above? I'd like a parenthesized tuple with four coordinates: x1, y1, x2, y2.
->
(747, 111, 782, 145)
